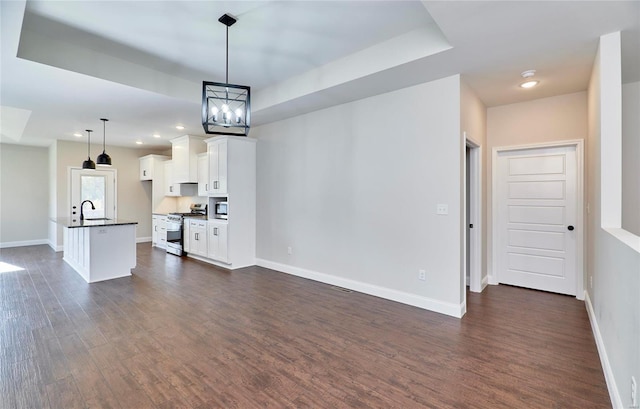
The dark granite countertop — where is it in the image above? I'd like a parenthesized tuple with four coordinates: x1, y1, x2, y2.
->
(52, 217, 138, 229)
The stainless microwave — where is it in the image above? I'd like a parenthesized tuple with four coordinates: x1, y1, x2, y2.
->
(214, 201, 228, 219)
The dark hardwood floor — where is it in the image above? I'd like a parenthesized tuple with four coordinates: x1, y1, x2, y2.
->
(0, 244, 609, 408)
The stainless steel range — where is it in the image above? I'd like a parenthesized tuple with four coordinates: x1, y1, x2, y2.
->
(166, 204, 207, 256)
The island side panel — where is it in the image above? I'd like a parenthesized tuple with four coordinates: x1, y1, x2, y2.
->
(63, 226, 91, 282)
(88, 224, 136, 283)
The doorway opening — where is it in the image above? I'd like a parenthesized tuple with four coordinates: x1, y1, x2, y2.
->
(465, 136, 482, 294)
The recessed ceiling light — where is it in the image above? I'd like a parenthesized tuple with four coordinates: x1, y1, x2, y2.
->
(73, 133, 83, 137)
(520, 80, 539, 89)
(519, 69, 539, 88)
(153, 134, 161, 138)
(136, 141, 143, 145)
(175, 125, 185, 130)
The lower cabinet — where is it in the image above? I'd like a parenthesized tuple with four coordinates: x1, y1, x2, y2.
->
(208, 220, 228, 263)
(181, 219, 230, 265)
(188, 219, 208, 257)
(152, 215, 167, 249)
(183, 220, 190, 251)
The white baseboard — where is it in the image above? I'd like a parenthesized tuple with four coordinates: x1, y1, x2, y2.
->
(488, 274, 498, 285)
(48, 240, 63, 252)
(184, 253, 251, 270)
(481, 275, 489, 290)
(256, 258, 464, 318)
(0, 239, 49, 249)
(585, 291, 621, 409)
(136, 236, 152, 243)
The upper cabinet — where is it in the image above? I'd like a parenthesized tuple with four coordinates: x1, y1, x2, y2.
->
(139, 154, 169, 181)
(208, 137, 228, 195)
(197, 153, 209, 197)
(170, 135, 207, 183)
(165, 160, 197, 197)
(207, 136, 255, 197)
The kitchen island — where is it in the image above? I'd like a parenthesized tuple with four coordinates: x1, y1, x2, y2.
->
(54, 218, 137, 283)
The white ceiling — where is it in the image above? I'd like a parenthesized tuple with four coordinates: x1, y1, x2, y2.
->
(1, 1, 638, 149)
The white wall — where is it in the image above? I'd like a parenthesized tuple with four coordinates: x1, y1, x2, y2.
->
(586, 32, 640, 409)
(622, 81, 640, 235)
(486, 91, 588, 282)
(48, 142, 57, 247)
(50, 140, 165, 246)
(254, 75, 464, 317)
(460, 81, 487, 294)
(0, 144, 49, 247)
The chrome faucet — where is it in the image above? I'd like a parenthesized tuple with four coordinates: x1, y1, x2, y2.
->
(80, 200, 95, 221)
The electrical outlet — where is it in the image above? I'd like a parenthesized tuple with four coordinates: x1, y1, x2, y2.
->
(632, 376, 637, 407)
(287, 246, 293, 255)
(418, 269, 426, 281)
(436, 204, 448, 215)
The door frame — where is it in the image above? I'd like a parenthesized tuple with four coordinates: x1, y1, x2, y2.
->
(465, 134, 483, 293)
(490, 139, 584, 299)
(68, 167, 118, 220)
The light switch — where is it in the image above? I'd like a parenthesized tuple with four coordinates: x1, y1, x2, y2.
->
(437, 204, 448, 215)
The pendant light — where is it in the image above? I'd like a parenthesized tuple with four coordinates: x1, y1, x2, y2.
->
(82, 129, 96, 169)
(96, 118, 112, 166)
(202, 13, 251, 136)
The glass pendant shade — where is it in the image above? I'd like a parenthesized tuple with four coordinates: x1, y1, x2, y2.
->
(82, 129, 96, 169)
(96, 118, 112, 166)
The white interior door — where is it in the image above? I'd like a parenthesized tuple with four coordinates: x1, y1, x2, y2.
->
(70, 168, 117, 222)
(496, 145, 578, 295)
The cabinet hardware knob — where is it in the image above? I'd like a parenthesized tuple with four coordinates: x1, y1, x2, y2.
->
(568, 225, 575, 231)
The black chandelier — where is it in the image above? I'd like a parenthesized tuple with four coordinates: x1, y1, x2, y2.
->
(202, 13, 251, 136)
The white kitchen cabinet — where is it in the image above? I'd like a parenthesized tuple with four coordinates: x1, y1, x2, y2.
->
(165, 161, 196, 197)
(139, 154, 168, 181)
(152, 215, 159, 246)
(152, 215, 167, 249)
(183, 219, 190, 251)
(139, 154, 172, 214)
(208, 138, 227, 195)
(207, 220, 228, 263)
(189, 219, 208, 257)
(205, 135, 255, 268)
(171, 135, 207, 184)
(197, 153, 209, 196)
(164, 161, 175, 196)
